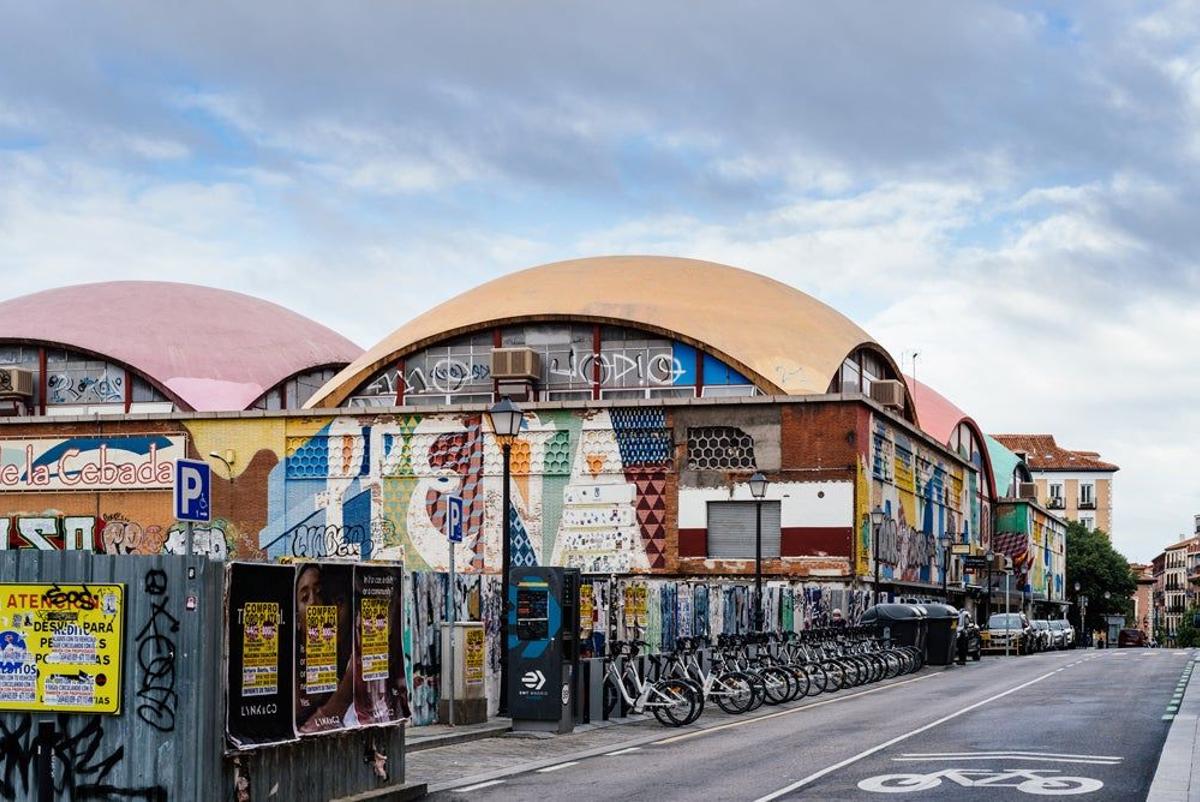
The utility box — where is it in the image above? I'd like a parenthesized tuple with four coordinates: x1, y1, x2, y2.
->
(507, 566, 581, 733)
(439, 621, 488, 725)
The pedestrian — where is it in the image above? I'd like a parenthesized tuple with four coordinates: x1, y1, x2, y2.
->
(956, 608, 969, 665)
(831, 608, 847, 628)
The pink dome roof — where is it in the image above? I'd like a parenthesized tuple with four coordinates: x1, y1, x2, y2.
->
(906, 375, 997, 499)
(0, 282, 362, 411)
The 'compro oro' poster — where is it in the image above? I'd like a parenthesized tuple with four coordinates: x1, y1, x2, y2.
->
(0, 583, 124, 714)
(226, 563, 295, 748)
(294, 562, 353, 735)
(353, 565, 411, 726)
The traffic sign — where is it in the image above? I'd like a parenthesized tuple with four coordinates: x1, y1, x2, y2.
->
(174, 459, 211, 523)
(951, 543, 972, 556)
(446, 495, 464, 543)
(963, 555, 991, 570)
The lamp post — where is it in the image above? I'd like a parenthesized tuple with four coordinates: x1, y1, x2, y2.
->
(939, 533, 952, 599)
(749, 472, 768, 631)
(488, 398, 525, 717)
(871, 507, 886, 604)
(985, 551, 995, 622)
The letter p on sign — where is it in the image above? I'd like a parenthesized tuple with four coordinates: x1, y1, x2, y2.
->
(175, 458, 212, 522)
(446, 495, 464, 543)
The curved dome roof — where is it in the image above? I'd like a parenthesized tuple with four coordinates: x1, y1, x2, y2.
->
(0, 281, 362, 411)
(907, 375, 997, 499)
(309, 255, 895, 408)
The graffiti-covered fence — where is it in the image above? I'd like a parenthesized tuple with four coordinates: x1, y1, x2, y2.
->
(0, 551, 413, 802)
(0, 550, 222, 801)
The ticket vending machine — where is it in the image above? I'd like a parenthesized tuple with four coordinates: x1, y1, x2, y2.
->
(507, 566, 581, 733)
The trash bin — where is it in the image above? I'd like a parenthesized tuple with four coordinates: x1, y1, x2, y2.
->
(920, 603, 959, 666)
(861, 604, 928, 652)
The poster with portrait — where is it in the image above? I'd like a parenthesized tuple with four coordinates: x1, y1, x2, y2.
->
(353, 565, 411, 726)
(226, 563, 295, 748)
(294, 562, 354, 735)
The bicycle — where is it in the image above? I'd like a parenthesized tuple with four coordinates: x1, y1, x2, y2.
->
(603, 640, 703, 727)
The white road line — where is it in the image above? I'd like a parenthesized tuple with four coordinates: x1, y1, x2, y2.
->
(900, 751, 1123, 760)
(893, 756, 1120, 765)
(536, 761, 580, 773)
(752, 669, 1061, 802)
(656, 672, 938, 745)
(604, 747, 642, 756)
(454, 780, 506, 793)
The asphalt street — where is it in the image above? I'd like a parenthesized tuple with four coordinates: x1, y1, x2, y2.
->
(423, 647, 1196, 801)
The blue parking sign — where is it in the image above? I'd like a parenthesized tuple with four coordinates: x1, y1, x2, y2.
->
(174, 459, 211, 522)
(446, 495, 464, 543)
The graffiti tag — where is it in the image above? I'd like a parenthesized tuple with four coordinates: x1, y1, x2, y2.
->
(134, 571, 178, 733)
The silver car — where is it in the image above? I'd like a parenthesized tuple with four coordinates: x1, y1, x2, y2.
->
(1049, 619, 1073, 649)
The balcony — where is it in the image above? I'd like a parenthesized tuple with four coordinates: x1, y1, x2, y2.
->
(1048, 497, 1065, 510)
(1078, 500, 1096, 510)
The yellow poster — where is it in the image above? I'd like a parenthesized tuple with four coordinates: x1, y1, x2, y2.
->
(464, 627, 485, 685)
(624, 584, 648, 628)
(0, 582, 125, 714)
(359, 598, 389, 682)
(242, 602, 280, 697)
(305, 605, 338, 694)
(579, 584, 594, 636)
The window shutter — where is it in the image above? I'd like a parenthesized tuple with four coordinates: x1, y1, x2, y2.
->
(706, 501, 781, 558)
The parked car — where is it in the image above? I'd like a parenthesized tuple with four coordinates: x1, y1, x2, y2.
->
(958, 612, 983, 662)
(1031, 620, 1055, 652)
(1118, 628, 1148, 648)
(982, 612, 1035, 654)
(1050, 619, 1074, 649)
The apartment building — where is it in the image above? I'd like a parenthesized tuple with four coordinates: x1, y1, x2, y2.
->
(1154, 537, 1199, 640)
(992, 434, 1118, 535)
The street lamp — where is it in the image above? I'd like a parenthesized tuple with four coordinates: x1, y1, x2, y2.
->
(939, 533, 953, 598)
(749, 472, 768, 631)
(488, 398, 525, 716)
(985, 551, 995, 621)
(871, 507, 886, 604)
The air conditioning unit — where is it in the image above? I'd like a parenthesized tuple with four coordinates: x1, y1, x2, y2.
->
(869, 379, 906, 410)
(1017, 482, 1038, 500)
(490, 348, 541, 381)
(0, 367, 34, 398)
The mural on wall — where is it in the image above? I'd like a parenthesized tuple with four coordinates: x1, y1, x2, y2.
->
(0, 512, 232, 558)
(993, 503, 1066, 602)
(250, 409, 673, 574)
(859, 418, 970, 587)
(0, 435, 184, 492)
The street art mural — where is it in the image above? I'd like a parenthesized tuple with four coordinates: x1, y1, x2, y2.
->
(993, 502, 1066, 602)
(857, 417, 972, 588)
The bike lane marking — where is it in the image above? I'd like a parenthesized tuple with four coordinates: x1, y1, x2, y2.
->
(453, 780, 506, 793)
(655, 671, 940, 745)
(535, 761, 580, 773)
(752, 668, 1061, 801)
(891, 751, 1122, 765)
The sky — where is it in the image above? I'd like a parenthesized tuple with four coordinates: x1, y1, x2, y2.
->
(1, 1, 1197, 561)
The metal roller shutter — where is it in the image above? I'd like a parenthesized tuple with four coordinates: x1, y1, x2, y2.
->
(706, 501, 781, 558)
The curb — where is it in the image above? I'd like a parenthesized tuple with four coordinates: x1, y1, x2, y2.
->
(1148, 654, 1200, 801)
(407, 721, 513, 753)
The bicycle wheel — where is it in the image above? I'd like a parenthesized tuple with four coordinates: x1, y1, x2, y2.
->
(786, 666, 811, 700)
(713, 671, 756, 714)
(806, 663, 829, 694)
(761, 666, 793, 705)
(650, 679, 699, 727)
(603, 675, 624, 718)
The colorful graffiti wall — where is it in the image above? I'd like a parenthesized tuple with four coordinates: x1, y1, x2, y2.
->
(856, 415, 973, 588)
(993, 501, 1067, 602)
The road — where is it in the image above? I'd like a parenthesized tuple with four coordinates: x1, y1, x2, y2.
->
(420, 647, 1194, 801)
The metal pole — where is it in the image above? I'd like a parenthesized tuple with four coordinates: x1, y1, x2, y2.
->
(1005, 571, 1011, 658)
(185, 520, 193, 557)
(755, 499, 763, 632)
(942, 547, 949, 598)
(874, 519, 881, 604)
(986, 562, 992, 622)
(448, 512, 456, 727)
(499, 441, 512, 717)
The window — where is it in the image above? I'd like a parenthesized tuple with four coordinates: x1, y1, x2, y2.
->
(706, 501, 781, 559)
(1080, 483, 1095, 508)
(1080, 516, 1094, 531)
(1049, 483, 1063, 499)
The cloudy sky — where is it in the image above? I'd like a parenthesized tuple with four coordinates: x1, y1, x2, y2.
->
(2, 2, 1197, 560)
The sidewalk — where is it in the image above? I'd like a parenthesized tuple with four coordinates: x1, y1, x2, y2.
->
(1148, 654, 1200, 801)
(407, 718, 513, 752)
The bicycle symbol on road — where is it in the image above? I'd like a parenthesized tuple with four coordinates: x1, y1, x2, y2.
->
(859, 769, 1103, 796)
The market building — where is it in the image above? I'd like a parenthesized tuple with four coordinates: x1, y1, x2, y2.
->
(0, 256, 1067, 722)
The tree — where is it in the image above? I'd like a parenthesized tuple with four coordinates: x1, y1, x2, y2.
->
(1064, 522, 1137, 636)
(1176, 609, 1200, 648)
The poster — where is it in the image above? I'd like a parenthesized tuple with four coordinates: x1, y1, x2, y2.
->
(304, 605, 339, 694)
(464, 627, 485, 685)
(353, 565, 411, 727)
(242, 602, 280, 696)
(0, 582, 125, 714)
(294, 562, 353, 735)
(226, 563, 295, 748)
(579, 583, 595, 637)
